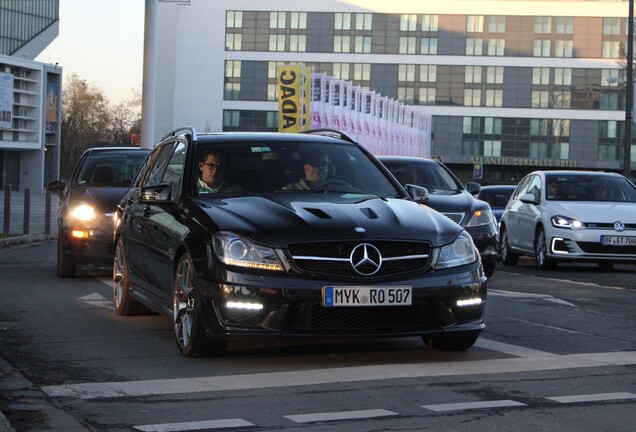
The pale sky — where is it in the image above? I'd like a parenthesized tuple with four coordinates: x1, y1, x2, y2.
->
(36, 0, 145, 104)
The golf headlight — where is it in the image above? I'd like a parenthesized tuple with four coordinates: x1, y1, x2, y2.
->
(436, 231, 479, 269)
(69, 204, 96, 222)
(466, 208, 494, 227)
(212, 231, 283, 271)
(551, 215, 585, 230)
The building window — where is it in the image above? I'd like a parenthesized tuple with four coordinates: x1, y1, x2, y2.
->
(355, 13, 372, 30)
(466, 16, 484, 33)
(226, 11, 243, 28)
(555, 17, 573, 34)
(400, 14, 417, 31)
(355, 36, 372, 53)
(602, 41, 621, 58)
(466, 38, 483, 55)
(398, 87, 415, 104)
(335, 12, 351, 30)
(484, 140, 502, 157)
(485, 117, 502, 134)
(290, 12, 307, 29)
(603, 17, 621, 35)
(333, 63, 350, 80)
(485, 89, 503, 107)
(465, 66, 482, 83)
(223, 110, 240, 128)
(420, 38, 437, 54)
(533, 40, 551, 57)
(398, 64, 416, 81)
(534, 17, 551, 33)
(270, 12, 286, 29)
(462, 140, 481, 155)
(488, 16, 505, 33)
(421, 15, 438, 32)
(224, 83, 240, 100)
(554, 68, 572, 86)
(464, 89, 481, 106)
(463, 117, 481, 134)
(225, 33, 242, 51)
(225, 60, 241, 78)
(290, 35, 306, 52)
(420, 65, 437, 82)
(553, 91, 571, 108)
(399, 37, 416, 54)
(486, 66, 504, 84)
(532, 91, 550, 108)
(353, 63, 371, 81)
(269, 34, 286, 51)
(532, 67, 550, 85)
(487, 39, 505, 56)
(555, 40, 573, 57)
(418, 88, 436, 105)
(267, 84, 277, 101)
(334, 36, 351, 53)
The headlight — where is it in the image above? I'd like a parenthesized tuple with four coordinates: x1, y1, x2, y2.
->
(435, 231, 479, 269)
(212, 231, 284, 272)
(551, 215, 585, 230)
(69, 204, 96, 222)
(466, 208, 494, 227)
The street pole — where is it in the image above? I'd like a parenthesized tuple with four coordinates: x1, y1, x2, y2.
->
(625, 0, 634, 179)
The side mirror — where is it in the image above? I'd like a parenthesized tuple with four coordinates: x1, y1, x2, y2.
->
(405, 184, 429, 204)
(519, 192, 539, 205)
(465, 182, 481, 195)
(139, 183, 173, 204)
(47, 179, 66, 201)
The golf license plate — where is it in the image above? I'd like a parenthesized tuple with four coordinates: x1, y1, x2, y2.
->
(601, 235, 636, 246)
(323, 286, 412, 307)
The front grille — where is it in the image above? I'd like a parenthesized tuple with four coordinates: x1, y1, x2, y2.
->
(584, 223, 636, 230)
(577, 242, 636, 255)
(287, 240, 432, 279)
(284, 300, 441, 332)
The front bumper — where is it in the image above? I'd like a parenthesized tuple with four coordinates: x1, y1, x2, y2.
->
(59, 223, 114, 268)
(547, 227, 636, 263)
(195, 262, 487, 341)
(467, 223, 498, 262)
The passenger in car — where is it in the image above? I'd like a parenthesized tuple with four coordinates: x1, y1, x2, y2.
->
(593, 183, 609, 200)
(282, 150, 332, 190)
(197, 150, 243, 194)
(547, 180, 561, 199)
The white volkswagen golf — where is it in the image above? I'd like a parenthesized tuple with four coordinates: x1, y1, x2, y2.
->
(499, 170, 636, 270)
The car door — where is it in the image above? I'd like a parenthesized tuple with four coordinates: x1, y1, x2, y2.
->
(514, 175, 542, 252)
(504, 175, 532, 251)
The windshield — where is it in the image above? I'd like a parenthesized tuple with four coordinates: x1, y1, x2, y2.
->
(194, 141, 401, 198)
(545, 174, 636, 203)
(383, 161, 461, 194)
(76, 153, 149, 187)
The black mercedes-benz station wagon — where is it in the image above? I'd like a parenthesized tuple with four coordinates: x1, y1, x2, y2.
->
(113, 128, 486, 357)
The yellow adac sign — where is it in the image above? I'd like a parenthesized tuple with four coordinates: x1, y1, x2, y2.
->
(277, 65, 302, 133)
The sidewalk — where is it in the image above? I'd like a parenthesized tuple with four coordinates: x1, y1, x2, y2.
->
(0, 190, 59, 248)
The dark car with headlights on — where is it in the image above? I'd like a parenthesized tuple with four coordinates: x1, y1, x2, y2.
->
(476, 185, 516, 223)
(113, 128, 486, 357)
(378, 156, 498, 278)
(48, 147, 150, 278)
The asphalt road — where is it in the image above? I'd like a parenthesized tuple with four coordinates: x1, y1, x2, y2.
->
(0, 242, 635, 431)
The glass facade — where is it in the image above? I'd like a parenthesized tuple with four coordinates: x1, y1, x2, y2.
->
(0, 0, 59, 55)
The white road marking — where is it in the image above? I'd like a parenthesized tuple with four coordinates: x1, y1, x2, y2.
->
(474, 338, 555, 357)
(285, 409, 397, 423)
(77, 293, 114, 310)
(496, 272, 625, 291)
(546, 392, 636, 404)
(133, 418, 255, 431)
(489, 289, 578, 307)
(41, 350, 636, 400)
(423, 399, 526, 412)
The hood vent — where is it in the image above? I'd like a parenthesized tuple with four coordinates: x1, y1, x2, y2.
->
(360, 207, 379, 219)
(305, 208, 332, 219)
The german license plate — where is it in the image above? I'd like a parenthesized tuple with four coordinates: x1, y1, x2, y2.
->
(323, 286, 412, 307)
(601, 236, 636, 246)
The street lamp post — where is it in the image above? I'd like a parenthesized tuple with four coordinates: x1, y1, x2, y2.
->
(625, 0, 634, 179)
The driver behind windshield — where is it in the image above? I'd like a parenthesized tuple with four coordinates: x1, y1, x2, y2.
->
(282, 150, 331, 190)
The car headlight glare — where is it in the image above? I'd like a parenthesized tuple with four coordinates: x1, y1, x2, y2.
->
(435, 231, 479, 269)
(466, 208, 494, 227)
(213, 232, 283, 272)
(551, 215, 585, 230)
(69, 204, 96, 222)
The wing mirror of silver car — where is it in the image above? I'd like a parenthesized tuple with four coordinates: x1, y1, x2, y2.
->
(519, 192, 539, 205)
(405, 184, 429, 203)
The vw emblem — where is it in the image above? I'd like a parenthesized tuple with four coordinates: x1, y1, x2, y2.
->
(350, 243, 382, 276)
(613, 221, 625, 232)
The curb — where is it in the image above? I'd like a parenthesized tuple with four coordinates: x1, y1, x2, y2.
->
(0, 234, 57, 249)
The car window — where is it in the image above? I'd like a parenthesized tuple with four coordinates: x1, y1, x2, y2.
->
(141, 142, 178, 188)
(75, 152, 148, 187)
(161, 141, 187, 201)
(193, 140, 400, 197)
(511, 176, 531, 200)
(383, 161, 460, 194)
(526, 175, 541, 201)
(545, 174, 636, 202)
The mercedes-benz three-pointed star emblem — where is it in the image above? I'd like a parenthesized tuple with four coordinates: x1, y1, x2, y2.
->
(350, 243, 382, 276)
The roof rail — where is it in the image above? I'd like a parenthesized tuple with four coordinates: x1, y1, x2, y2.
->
(162, 126, 198, 142)
(300, 128, 356, 144)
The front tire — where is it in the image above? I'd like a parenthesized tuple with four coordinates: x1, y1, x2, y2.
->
(534, 227, 557, 270)
(56, 236, 76, 278)
(499, 226, 518, 266)
(113, 239, 147, 316)
(173, 253, 228, 357)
